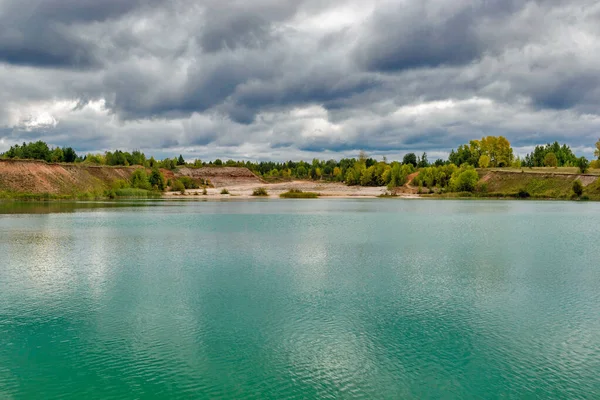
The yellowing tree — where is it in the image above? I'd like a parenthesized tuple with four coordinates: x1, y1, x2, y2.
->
(478, 154, 491, 168)
(475, 136, 513, 167)
(544, 152, 558, 167)
(333, 167, 342, 180)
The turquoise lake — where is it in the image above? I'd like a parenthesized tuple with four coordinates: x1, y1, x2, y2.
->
(1, 199, 599, 399)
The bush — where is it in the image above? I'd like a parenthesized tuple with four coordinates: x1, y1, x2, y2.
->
(577, 157, 590, 174)
(280, 189, 319, 198)
(450, 167, 479, 192)
(221, 188, 230, 194)
(573, 180, 583, 197)
(476, 182, 488, 193)
(171, 179, 185, 194)
(179, 176, 199, 189)
(131, 169, 151, 190)
(252, 187, 268, 196)
(114, 188, 161, 198)
(517, 189, 531, 198)
(149, 167, 166, 191)
(202, 188, 207, 195)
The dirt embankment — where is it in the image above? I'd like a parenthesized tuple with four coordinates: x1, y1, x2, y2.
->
(0, 159, 140, 195)
(479, 170, 598, 197)
(0, 160, 264, 195)
(176, 167, 264, 187)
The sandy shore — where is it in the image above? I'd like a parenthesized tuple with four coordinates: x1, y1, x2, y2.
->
(163, 180, 420, 199)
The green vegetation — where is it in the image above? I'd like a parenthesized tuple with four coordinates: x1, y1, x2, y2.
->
(2, 137, 598, 201)
(450, 166, 479, 192)
(280, 189, 319, 198)
(178, 176, 199, 189)
(577, 157, 589, 173)
(544, 152, 558, 168)
(524, 142, 578, 167)
(171, 180, 185, 194)
(220, 189, 230, 195)
(449, 136, 513, 167)
(3, 141, 79, 163)
(149, 168, 166, 190)
(252, 187, 268, 196)
(573, 180, 583, 197)
(113, 188, 161, 198)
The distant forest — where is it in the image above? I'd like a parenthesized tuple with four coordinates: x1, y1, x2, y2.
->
(1, 137, 596, 193)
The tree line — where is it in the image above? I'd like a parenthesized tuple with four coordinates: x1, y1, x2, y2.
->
(2, 136, 597, 194)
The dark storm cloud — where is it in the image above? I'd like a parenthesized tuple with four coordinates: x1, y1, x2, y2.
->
(1, 0, 600, 160)
(356, 4, 483, 72)
(0, 0, 170, 69)
(199, 12, 275, 53)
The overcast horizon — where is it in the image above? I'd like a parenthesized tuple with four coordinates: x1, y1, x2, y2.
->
(1, 0, 599, 162)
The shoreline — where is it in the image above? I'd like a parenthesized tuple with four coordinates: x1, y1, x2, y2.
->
(163, 180, 419, 199)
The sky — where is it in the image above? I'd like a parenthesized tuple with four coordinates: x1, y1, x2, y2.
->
(1, 0, 599, 162)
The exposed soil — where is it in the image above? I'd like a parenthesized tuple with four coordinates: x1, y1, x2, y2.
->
(0, 159, 138, 194)
(164, 180, 420, 199)
(176, 167, 264, 187)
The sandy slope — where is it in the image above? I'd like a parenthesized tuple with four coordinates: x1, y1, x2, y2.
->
(164, 180, 420, 199)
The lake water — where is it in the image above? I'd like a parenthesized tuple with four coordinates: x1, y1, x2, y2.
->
(1, 199, 599, 399)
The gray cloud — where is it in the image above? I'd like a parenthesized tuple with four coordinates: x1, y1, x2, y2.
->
(1, 0, 600, 160)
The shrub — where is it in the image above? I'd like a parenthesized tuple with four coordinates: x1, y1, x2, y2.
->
(450, 167, 479, 192)
(111, 179, 130, 190)
(252, 187, 268, 196)
(131, 169, 151, 190)
(171, 179, 185, 194)
(517, 189, 531, 198)
(280, 189, 319, 198)
(149, 167, 166, 191)
(179, 176, 199, 189)
(221, 188, 230, 194)
(573, 180, 583, 197)
(476, 182, 488, 193)
(114, 188, 161, 198)
(577, 157, 590, 174)
(202, 188, 208, 195)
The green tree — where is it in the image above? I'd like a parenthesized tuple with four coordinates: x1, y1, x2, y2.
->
(544, 152, 558, 167)
(50, 147, 64, 162)
(450, 166, 479, 192)
(149, 168, 166, 191)
(177, 155, 185, 165)
(403, 153, 417, 167)
(131, 169, 151, 190)
(417, 152, 429, 168)
(577, 157, 589, 174)
(573, 180, 583, 197)
(63, 147, 78, 163)
(595, 139, 600, 160)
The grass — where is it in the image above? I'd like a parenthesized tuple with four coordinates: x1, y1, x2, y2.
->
(0, 191, 70, 201)
(279, 189, 319, 198)
(220, 188, 230, 195)
(114, 188, 162, 198)
(252, 187, 269, 196)
(483, 167, 600, 175)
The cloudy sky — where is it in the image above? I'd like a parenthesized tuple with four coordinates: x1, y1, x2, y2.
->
(1, 0, 599, 161)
